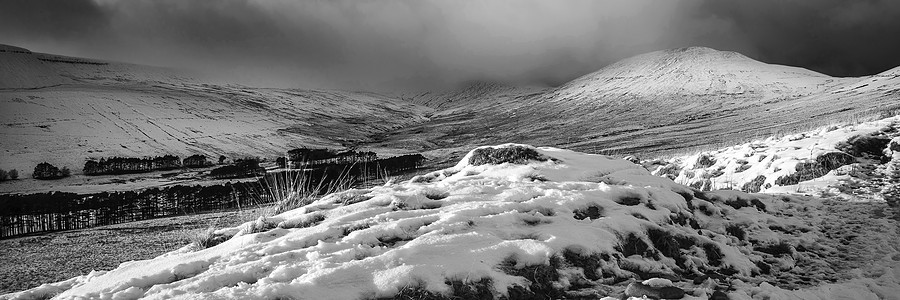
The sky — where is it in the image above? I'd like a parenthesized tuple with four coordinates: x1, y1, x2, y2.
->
(2, 0, 900, 90)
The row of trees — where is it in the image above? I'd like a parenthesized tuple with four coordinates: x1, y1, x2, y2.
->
(82, 154, 216, 176)
(208, 158, 266, 179)
(83, 155, 181, 175)
(0, 182, 259, 238)
(287, 148, 378, 168)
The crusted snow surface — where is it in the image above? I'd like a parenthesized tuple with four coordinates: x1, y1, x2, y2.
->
(650, 116, 900, 200)
(5, 144, 900, 300)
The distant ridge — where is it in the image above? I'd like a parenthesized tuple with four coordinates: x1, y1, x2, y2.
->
(0, 43, 195, 89)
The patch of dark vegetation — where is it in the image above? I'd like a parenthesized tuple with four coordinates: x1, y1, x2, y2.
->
(655, 164, 682, 179)
(696, 154, 717, 168)
(646, 228, 693, 270)
(775, 161, 828, 186)
(498, 255, 565, 300)
(469, 146, 550, 166)
(703, 243, 724, 266)
(630, 213, 648, 221)
(561, 249, 606, 281)
(755, 242, 794, 257)
(755, 261, 772, 275)
(370, 277, 497, 300)
(615, 194, 643, 206)
(724, 197, 766, 211)
(342, 222, 372, 236)
(445, 278, 495, 300)
(837, 134, 891, 160)
(735, 164, 751, 173)
(618, 233, 653, 258)
(521, 214, 552, 226)
(676, 191, 696, 211)
(377, 234, 417, 247)
(625, 281, 686, 300)
(690, 179, 712, 191)
(741, 175, 767, 193)
(725, 224, 747, 241)
(573, 204, 604, 220)
(669, 213, 699, 229)
(423, 190, 449, 200)
(815, 152, 855, 170)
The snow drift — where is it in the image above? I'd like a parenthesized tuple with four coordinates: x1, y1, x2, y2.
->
(5, 144, 899, 300)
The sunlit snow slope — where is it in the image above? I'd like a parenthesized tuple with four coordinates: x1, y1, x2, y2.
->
(7, 145, 898, 300)
(649, 116, 900, 202)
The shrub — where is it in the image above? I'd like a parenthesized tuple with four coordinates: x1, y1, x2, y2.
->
(816, 152, 855, 170)
(0, 169, 7, 181)
(8, 169, 17, 180)
(32, 162, 69, 180)
(741, 175, 767, 193)
(837, 134, 891, 159)
(695, 154, 717, 168)
(468, 146, 549, 166)
(189, 227, 231, 250)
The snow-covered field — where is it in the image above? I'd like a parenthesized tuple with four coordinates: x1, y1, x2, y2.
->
(649, 116, 900, 202)
(6, 144, 898, 299)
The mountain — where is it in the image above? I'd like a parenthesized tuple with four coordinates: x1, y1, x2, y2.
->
(6, 144, 898, 299)
(0, 45, 431, 176)
(371, 47, 900, 160)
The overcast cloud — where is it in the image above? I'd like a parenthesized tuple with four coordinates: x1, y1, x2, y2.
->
(2, 0, 899, 89)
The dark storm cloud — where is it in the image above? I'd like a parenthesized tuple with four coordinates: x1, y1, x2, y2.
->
(1, 0, 899, 89)
(693, 0, 900, 77)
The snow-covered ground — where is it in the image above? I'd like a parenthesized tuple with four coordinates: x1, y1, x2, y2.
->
(649, 116, 900, 202)
(6, 144, 898, 299)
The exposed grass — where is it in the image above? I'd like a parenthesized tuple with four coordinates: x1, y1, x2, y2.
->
(188, 227, 231, 250)
(0, 208, 262, 294)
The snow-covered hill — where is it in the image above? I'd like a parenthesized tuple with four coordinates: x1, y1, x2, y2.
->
(6, 145, 898, 299)
(0, 45, 433, 177)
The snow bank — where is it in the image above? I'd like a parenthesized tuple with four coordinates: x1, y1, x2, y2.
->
(4, 144, 899, 299)
(649, 116, 900, 201)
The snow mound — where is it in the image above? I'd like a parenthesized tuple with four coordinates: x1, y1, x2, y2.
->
(5, 144, 900, 299)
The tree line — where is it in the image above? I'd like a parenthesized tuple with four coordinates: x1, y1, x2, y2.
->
(287, 148, 378, 168)
(83, 154, 212, 176)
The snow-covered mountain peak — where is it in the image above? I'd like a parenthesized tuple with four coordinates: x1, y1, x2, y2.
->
(554, 46, 840, 101)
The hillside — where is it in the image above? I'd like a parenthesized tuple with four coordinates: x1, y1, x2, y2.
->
(5, 144, 898, 299)
(0, 45, 432, 177)
(372, 47, 900, 160)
